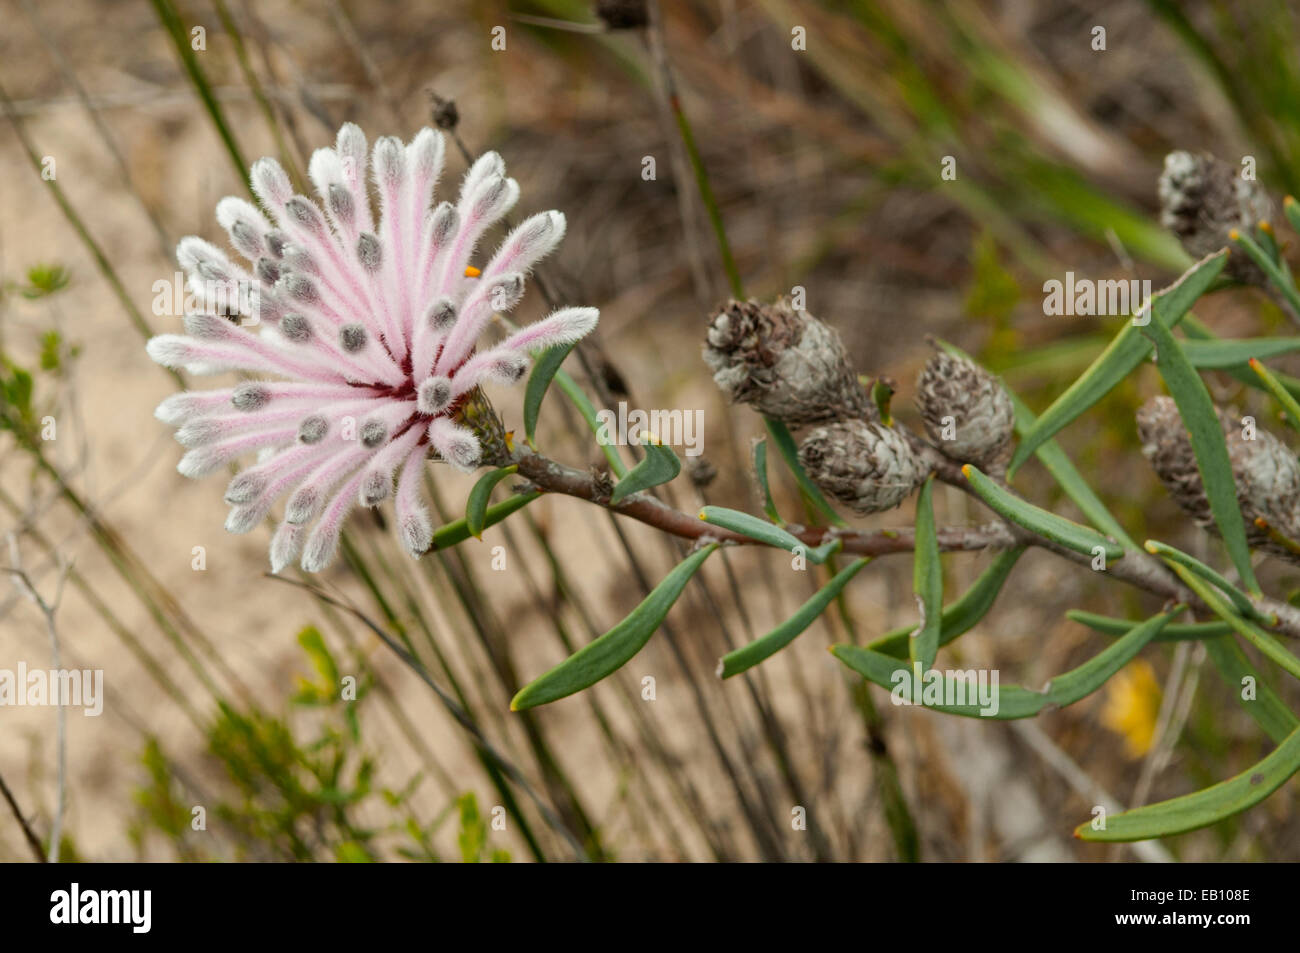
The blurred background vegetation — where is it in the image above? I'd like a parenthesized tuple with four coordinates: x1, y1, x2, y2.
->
(1, 0, 1299, 861)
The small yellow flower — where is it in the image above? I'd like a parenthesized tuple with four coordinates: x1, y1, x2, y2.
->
(1100, 659, 1162, 758)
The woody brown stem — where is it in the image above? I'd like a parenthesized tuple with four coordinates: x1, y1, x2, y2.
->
(513, 446, 1300, 639)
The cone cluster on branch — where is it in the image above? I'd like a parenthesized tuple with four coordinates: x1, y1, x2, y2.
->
(1136, 395, 1300, 562)
(915, 347, 1016, 475)
(797, 419, 925, 514)
(1158, 151, 1274, 284)
(704, 298, 875, 426)
(705, 297, 936, 513)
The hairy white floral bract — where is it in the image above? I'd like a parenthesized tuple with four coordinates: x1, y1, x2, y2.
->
(148, 124, 598, 572)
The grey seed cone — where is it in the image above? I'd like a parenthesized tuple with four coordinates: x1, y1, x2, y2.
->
(916, 349, 1015, 474)
(704, 298, 874, 427)
(1158, 151, 1274, 284)
(1136, 395, 1300, 561)
(798, 419, 925, 514)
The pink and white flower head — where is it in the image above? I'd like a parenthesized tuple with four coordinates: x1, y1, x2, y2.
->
(148, 124, 598, 572)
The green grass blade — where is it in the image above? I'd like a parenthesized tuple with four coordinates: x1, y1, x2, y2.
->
(610, 438, 681, 505)
(871, 547, 1025, 658)
(511, 544, 718, 710)
(718, 557, 871, 678)
(1007, 250, 1227, 476)
(1075, 722, 1300, 841)
(465, 465, 518, 539)
(1142, 316, 1260, 593)
(910, 476, 942, 671)
(150, 0, 248, 182)
(523, 340, 579, 448)
(832, 609, 1176, 719)
(962, 464, 1123, 561)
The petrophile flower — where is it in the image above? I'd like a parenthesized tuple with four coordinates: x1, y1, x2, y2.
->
(704, 298, 874, 427)
(1136, 395, 1300, 561)
(915, 348, 1015, 475)
(148, 124, 598, 572)
(798, 419, 925, 514)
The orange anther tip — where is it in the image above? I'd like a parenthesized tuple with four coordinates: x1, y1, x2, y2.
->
(1229, 228, 1241, 241)
(464, 266, 482, 278)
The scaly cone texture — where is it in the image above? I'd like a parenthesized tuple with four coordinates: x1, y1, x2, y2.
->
(148, 124, 598, 572)
(915, 348, 1015, 475)
(798, 419, 924, 514)
(703, 298, 874, 427)
(1158, 151, 1274, 284)
(1136, 395, 1300, 562)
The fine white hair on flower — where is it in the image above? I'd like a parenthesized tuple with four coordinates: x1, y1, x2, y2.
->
(147, 123, 599, 573)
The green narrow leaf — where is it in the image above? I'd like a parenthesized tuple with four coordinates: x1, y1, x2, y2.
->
(431, 491, 540, 551)
(511, 544, 718, 710)
(935, 338, 1136, 549)
(522, 340, 579, 448)
(1284, 195, 1300, 237)
(1181, 337, 1300, 368)
(1142, 316, 1260, 594)
(1249, 357, 1300, 433)
(753, 438, 783, 524)
(553, 368, 627, 478)
(1166, 562, 1300, 683)
(1075, 722, 1300, 842)
(962, 464, 1123, 561)
(910, 476, 942, 671)
(698, 505, 840, 564)
(610, 437, 681, 505)
(872, 547, 1025, 658)
(1008, 250, 1227, 476)
(465, 465, 518, 539)
(1232, 228, 1300, 317)
(832, 609, 1176, 720)
(719, 557, 871, 678)
(1203, 635, 1299, 745)
(764, 418, 846, 526)
(1145, 539, 1275, 626)
(1182, 314, 1300, 401)
(1067, 610, 1230, 642)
